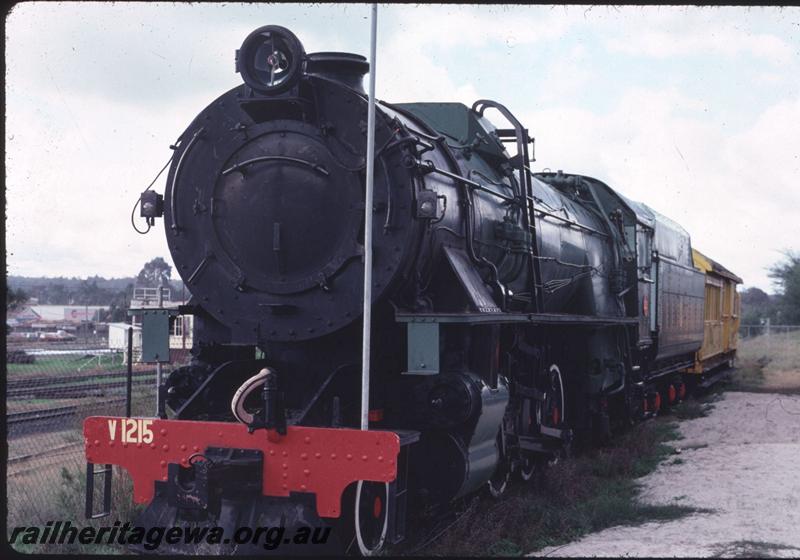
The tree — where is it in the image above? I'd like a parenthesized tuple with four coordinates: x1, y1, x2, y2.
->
(7, 288, 29, 311)
(75, 278, 112, 305)
(768, 251, 800, 324)
(48, 283, 68, 305)
(104, 300, 129, 323)
(137, 257, 172, 288)
(741, 287, 770, 308)
(740, 287, 776, 325)
(104, 283, 134, 323)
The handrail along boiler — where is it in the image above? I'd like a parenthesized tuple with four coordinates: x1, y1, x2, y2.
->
(84, 25, 737, 554)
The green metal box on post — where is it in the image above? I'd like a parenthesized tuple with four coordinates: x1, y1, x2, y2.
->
(141, 309, 173, 363)
(127, 308, 179, 363)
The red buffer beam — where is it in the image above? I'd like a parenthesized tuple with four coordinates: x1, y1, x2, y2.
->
(84, 417, 400, 518)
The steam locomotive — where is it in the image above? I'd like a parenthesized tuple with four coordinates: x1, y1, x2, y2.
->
(84, 25, 736, 555)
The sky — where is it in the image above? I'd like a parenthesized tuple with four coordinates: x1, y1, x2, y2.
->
(5, 3, 800, 292)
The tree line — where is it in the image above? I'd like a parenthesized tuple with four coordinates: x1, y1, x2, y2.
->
(8, 255, 800, 326)
(741, 252, 800, 326)
(7, 258, 185, 323)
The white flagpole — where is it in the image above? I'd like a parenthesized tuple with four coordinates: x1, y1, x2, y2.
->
(360, 3, 378, 431)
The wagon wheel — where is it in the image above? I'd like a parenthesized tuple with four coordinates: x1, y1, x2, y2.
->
(354, 480, 389, 556)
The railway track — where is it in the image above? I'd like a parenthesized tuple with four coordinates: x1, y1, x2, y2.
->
(7, 369, 156, 391)
(9, 441, 84, 465)
(7, 378, 156, 400)
(7, 405, 88, 426)
(7, 398, 128, 438)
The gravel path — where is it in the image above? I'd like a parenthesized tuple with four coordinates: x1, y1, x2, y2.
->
(532, 391, 800, 558)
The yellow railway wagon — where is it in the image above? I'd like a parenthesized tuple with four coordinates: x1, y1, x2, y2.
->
(687, 249, 742, 375)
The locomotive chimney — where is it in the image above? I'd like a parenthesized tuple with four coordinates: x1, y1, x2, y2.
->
(305, 52, 370, 94)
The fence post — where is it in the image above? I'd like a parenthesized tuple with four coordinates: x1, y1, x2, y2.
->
(156, 288, 165, 419)
(126, 327, 133, 417)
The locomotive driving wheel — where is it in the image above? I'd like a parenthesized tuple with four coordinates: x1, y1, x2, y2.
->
(538, 361, 573, 462)
(517, 398, 538, 482)
(540, 363, 566, 430)
(514, 360, 569, 482)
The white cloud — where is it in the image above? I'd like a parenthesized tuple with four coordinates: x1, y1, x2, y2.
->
(5, 3, 799, 294)
(519, 88, 800, 291)
(605, 17, 794, 64)
(374, 5, 570, 104)
(380, 4, 570, 50)
(5, 86, 214, 277)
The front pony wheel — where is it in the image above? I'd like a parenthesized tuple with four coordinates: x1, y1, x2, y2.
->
(354, 480, 389, 556)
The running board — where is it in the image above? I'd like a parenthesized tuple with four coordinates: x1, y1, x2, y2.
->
(646, 360, 695, 381)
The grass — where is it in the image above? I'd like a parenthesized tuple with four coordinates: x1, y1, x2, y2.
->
(8, 464, 144, 555)
(8, 356, 129, 377)
(7, 389, 157, 555)
(726, 360, 767, 392)
(11, 334, 793, 556)
(730, 331, 800, 394)
(738, 330, 800, 373)
(7, 356, 84, 375)
(421, 418, 707, 556)
(672, 399, 714, 420)
(418, 333, 800, 556)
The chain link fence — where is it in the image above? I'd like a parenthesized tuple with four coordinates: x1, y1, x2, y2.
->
(6, 336, 191, 554)
(739, 323, 800, 339)
(7, 325, 797, 553)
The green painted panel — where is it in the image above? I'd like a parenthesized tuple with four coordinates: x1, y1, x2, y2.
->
(405, 322, 439, 375)
(141, 309, 170, 363)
